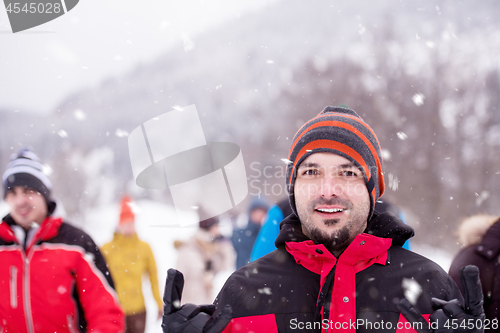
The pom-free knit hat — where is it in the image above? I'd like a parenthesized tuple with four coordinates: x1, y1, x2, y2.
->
(119, 195, 135, 225)
(3, 148, 55, 215)
(285, 106, 385, 220)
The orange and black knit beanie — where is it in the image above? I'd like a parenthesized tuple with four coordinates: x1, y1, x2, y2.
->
(285, 106, 385, 220)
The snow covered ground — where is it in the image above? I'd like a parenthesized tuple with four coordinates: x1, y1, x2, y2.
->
(0, 199, 457, 333)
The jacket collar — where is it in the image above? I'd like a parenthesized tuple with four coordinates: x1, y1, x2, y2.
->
(0, 215, 63, 249)
(278, 212, 401, 332)
(275, 211, 409, 280)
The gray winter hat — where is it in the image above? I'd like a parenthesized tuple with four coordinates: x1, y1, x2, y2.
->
(3, 148, 55, 214)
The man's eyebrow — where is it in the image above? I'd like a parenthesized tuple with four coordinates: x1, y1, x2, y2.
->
(298, 162, 359, 169)
(298, 162, 320, 169)
(338, 163, 357, 169)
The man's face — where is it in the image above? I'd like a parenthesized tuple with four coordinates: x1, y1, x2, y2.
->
(117, 221, 135, 236)
(5, 186, 48, 229)
(250, 208, 267, 225)
(294, 152, 370, 256)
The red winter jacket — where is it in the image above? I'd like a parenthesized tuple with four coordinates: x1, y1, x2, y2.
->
(214, 212, 463, 332)
(0, 214, 124, 333)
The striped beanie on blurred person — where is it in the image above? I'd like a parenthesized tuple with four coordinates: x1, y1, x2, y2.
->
(285, 106, 385, 220)
(2, 148, 55, 214)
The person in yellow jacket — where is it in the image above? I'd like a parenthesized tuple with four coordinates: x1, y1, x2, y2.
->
(101, 195, 163, 333)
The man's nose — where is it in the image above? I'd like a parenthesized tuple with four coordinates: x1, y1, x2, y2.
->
(14, 193, 30, 206)
(320, 176, 344, 197)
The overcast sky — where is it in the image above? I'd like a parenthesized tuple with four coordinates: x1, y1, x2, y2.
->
(0, 0, 275, 114)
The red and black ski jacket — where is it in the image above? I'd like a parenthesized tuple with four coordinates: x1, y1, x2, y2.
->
(214, 212, 463, 332)
(0, 214, 124, 333)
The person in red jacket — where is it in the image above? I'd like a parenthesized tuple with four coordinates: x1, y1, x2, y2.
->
(161, 106, 486, 333)
(0, 148, 124, 333)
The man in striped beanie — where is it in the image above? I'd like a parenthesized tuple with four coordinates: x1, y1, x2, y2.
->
(0, 148, 125, 332)
(2, 148, 56, 226)
(161, 107, 484, 333)
(285, 106, 385, 256)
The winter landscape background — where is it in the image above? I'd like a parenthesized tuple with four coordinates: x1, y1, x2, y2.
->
(1, 1, 500, 332)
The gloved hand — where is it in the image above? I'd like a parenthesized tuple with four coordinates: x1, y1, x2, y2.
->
(161, 268, 232, 333)
(398, 265, 485, 333)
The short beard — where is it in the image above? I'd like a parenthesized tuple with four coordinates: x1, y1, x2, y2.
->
(304, 221, 351, 255)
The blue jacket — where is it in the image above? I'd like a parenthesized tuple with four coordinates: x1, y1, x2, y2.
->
(232, 221, 261, 269)
(250, 205, 283, 262)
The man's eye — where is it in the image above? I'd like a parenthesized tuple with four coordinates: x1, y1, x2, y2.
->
(303, 169, 318, 176)
(342, 170, 358, 177)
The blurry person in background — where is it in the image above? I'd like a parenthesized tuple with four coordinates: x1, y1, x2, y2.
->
(250, 197, 292, 262)
(449, 214, 500, 321)
(0, 148, 124, 333)
(174, 216, 235, 304)
(231, 198, 268, 269)
(101, 195, 163, 333)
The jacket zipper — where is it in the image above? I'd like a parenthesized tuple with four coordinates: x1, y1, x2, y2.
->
(22, 252, 35, 333)
(315, 263, 337, 333)
(10, 266, 17, 308)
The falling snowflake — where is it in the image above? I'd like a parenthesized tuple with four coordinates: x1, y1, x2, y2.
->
(57, 130, 68, 138)
(381, 148, 392, 161)
(115, 129, 129, 137)
(172, 105, 184, 111)
(42, 164, 53, 176)
(74, 109, 86, 121)
(388, 173, 399, 191)
(266, 60, 275, 64)
(258, 287, 272, 295)
(475, 191, 489, 207)
(402, 278, 422, 305)
(396, 132, 408, 140)
(412, 93, 425, 106)
(281, 158, 292, 164)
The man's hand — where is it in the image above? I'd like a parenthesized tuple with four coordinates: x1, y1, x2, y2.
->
(161, 268, 232, 333)
(398, 265, 485, 333)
